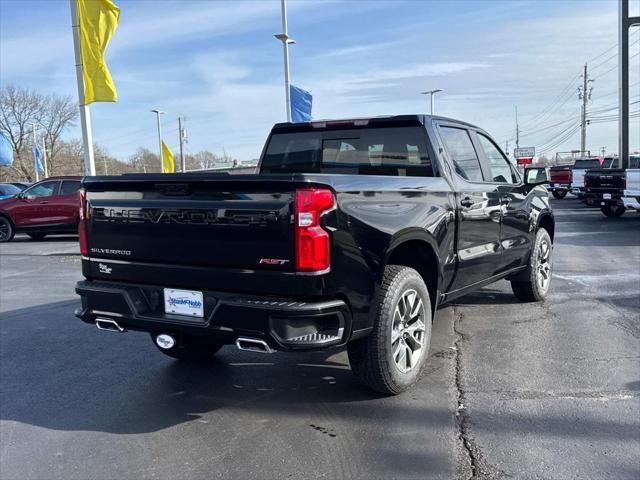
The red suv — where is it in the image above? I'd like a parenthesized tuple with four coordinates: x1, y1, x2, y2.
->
(0, 176, 81, 242)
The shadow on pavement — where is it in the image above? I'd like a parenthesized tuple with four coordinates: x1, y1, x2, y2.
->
(1, 299, 637, 446)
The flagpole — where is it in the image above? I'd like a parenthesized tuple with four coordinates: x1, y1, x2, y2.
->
(70, 0, 96, 176)
(275, 0, 295, 122)
(151, 109, 165, 172)
(41, 136, 48, 178)
(31, 123, 39, 182)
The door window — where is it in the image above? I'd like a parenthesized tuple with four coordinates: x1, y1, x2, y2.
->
(477, 134, 518, 183)
(60, 180, 81, 196)
(24, 181, 58, 198)
(439, 127, 483, 182)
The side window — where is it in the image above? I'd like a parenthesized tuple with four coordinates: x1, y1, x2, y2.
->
(60, 180, 81, 196)
(477, 134, 518, 183)
(24, 181, 58, 199)
(439, 127, 483, 182)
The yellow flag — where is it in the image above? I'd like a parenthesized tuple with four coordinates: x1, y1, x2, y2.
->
(162, 141, 175, 173)
(78, 0, 120, 104)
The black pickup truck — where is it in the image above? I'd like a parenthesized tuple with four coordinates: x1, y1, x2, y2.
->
(75, 115, 554, 394)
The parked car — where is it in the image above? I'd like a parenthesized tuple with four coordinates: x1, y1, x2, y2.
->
(571, 157, 616, 202)
(548, 165, 572, 198)
(0, 176, 81, 242)
(585, 155, 640, 217)
(74, 115, 554, 395)
(622, 156, 640, 211)
(0, 183, 22, 200)
(9, 182, 31, 190)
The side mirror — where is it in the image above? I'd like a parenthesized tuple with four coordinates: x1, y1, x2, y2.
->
(524, 167, 549, 186)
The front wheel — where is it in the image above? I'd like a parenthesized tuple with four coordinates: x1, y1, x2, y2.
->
(151, 334, 224, 361)
(600, 204, 625, 218)
(511, 228, 553, 302)
(348, 265, 432, 395)
(0, 216, 15, 243)
(551, 190, 567, 199)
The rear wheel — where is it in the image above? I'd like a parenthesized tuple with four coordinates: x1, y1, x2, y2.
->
(348, 265, 432, 395)
(511, 228, 553, 302)
(27, 233, 47, 240)
(0, 216, 14, 243)
(600, 204, 626, 218)
(151, 334, 224, 361)
(551, 190, 567, 199)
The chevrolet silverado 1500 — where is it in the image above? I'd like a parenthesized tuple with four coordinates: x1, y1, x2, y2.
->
(75, 115, 554, 394)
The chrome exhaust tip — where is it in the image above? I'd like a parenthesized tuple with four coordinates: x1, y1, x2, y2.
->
(235, 337, 273, 354)
(95, 318, 125, 332)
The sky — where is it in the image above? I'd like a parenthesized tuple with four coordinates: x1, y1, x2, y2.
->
(1, 0, 639, 162)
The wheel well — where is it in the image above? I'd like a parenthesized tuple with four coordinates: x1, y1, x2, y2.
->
(0, 212, 14, 227)
(538, 214, 555, 242)
(386, 240, 439, 313)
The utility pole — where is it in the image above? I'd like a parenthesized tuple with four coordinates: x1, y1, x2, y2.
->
(274, 0, 295, 122)
(151, 109, 165, 172)
(578, 63, 593, 156)
(178, 117, 186, 172)
(505, 140, 510, 156)
(515, 106, 520, 152)
(619, 0, 639, 170)
(600, 146, 607, 157)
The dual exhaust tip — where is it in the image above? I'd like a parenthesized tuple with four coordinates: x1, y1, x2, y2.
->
(94, 320, 273, 354)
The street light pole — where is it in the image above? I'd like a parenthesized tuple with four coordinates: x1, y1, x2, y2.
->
(420, 89, 442, 115)
(151, 109, 165, 172)
(274, 0, 295, 122)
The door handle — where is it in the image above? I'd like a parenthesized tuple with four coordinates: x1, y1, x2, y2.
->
(39, 201, 49, 204)
(499, 195, 511, 205)
(460, 197, 474, 208)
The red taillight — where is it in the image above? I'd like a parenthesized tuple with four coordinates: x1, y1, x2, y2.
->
(78, 188, 88, 256)
(295, 188, 335, 272)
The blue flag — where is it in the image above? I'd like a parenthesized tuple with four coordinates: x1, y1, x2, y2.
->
(290, 84, 312, 123)
(0, 132, 13, 166)
(34, 145, 44, 173)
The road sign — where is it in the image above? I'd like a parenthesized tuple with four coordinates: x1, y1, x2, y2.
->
(514, 147, 535, 158)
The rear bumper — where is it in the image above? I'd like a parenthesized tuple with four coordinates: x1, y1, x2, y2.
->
(75, 280, 352, 351)
(622, 196, 640, 209)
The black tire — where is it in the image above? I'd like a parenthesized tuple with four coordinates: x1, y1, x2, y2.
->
(0, 216, 15, 243)
(551, 190, 567, 199)
(27, 233, 47, 240)
(511, 228, 553, 302)
(151, 334, 224, 361)
(348, 265, 432, 395)
(600, 204, 626, 218)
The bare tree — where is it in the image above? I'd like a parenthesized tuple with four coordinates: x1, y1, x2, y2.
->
(0, 85, 45, 180)
(37, 94, 78, 176)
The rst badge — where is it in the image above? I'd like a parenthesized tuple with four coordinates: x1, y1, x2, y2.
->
(259, 258, 290, 265)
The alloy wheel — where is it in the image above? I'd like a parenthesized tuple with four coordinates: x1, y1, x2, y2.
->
(391, 289, 426, 373)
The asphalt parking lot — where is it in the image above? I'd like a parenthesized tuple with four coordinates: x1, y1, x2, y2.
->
(0, 198, 638, 480)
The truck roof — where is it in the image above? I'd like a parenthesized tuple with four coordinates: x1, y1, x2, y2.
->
(271, 114, 480, 133)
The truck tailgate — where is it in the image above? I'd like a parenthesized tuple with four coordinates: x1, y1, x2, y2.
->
(83, 175, 298, 274)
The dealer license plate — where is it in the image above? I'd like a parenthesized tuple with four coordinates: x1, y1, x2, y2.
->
(164, 288, 204, 317)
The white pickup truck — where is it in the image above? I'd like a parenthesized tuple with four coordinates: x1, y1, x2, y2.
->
(622, 156, 640, 210)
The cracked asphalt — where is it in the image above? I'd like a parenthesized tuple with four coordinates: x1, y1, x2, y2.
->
(1, 198, 638, 479)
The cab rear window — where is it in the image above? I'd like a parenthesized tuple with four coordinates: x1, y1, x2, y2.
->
(261, 127, 435, 177)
